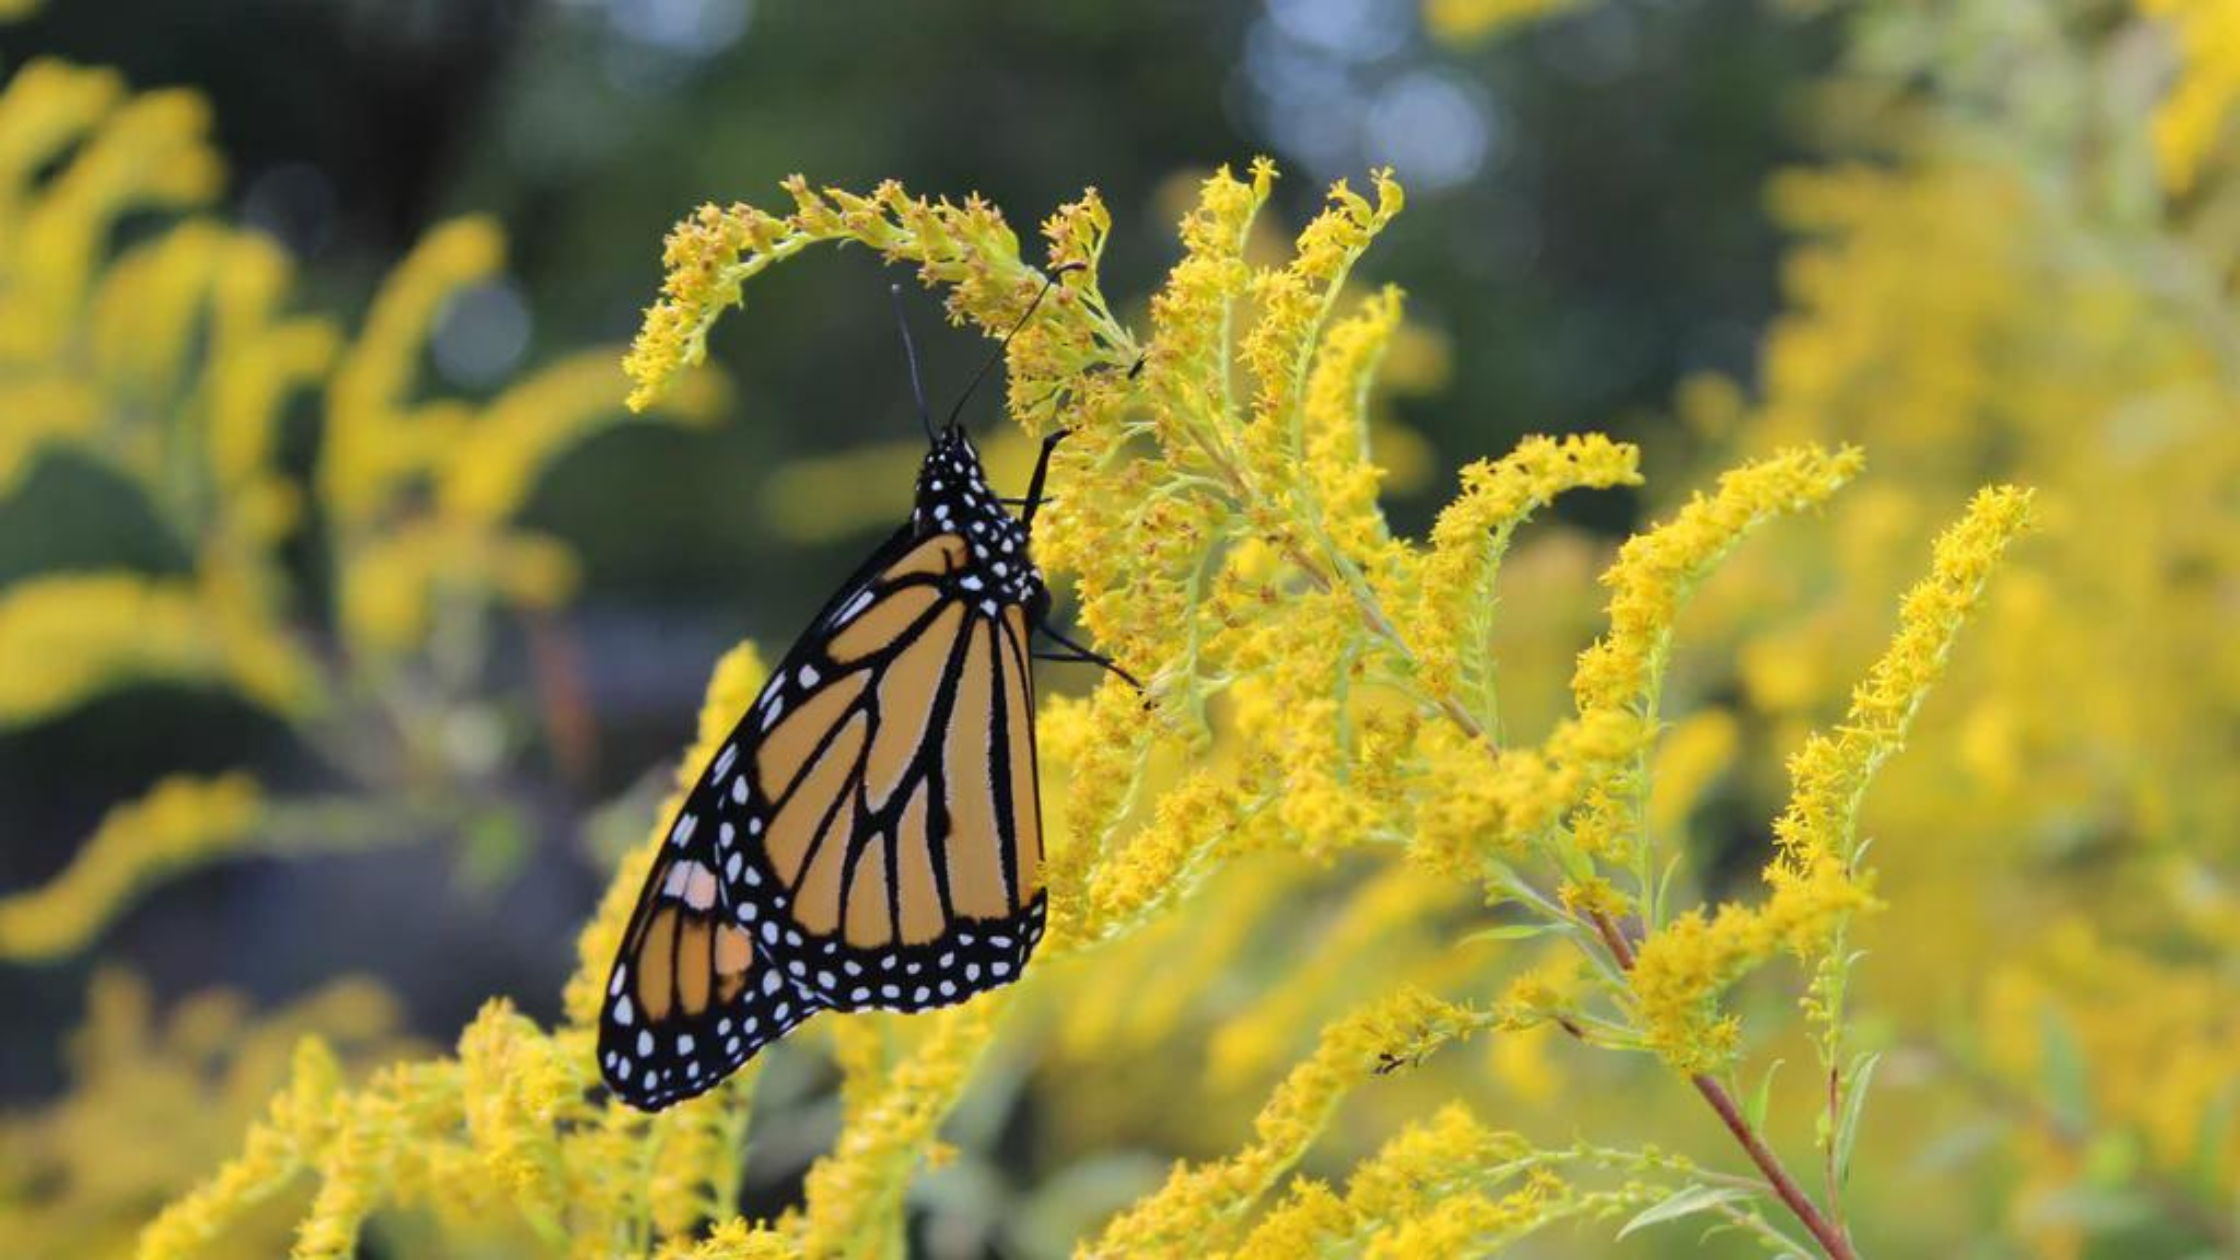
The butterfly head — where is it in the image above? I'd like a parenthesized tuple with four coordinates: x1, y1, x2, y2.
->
(913, 427, 1041, 608)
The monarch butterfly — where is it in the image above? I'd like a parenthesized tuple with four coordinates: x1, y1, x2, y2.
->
(598, 272, 1125, 1111)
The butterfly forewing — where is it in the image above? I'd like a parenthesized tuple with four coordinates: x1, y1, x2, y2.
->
(718, 517, 1048, 1010)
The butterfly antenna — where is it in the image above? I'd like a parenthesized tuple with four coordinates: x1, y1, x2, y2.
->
(890, 283, 935, 444)
(942, 263, 1081, 434)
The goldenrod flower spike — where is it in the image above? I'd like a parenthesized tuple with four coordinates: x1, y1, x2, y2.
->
(623, 178, 1136, 414)
(797, 1002, 1006, 1258)
(1412, 433, 1643, 722)
(322, 217, 504, 527)
(1628, 484, 2037, 1073)
(136, 1037, 347, 1260)
(1081, 989, 1488, 1257)
(1572, 444, 1864, 720)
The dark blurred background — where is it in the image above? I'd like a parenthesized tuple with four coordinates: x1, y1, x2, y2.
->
(0, 0, 1823, 1100)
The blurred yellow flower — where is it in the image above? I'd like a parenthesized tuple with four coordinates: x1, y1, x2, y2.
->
(1422, 0, 1586, 48)
(0, 775, 261, 961)
(2143, 0, 2240, 192)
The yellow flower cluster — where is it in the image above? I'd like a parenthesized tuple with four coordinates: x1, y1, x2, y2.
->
(1571, 445, 1863, 718)
(326, 221, 723, 661)
(0, 56, 727, 963)
(797, 1003, 1006, 1257)
(0, 574, 308, 726)
(624, 178, 1135, 414)
(1235, 1105, 1534, 1253)
(133, 144, 2044, 1257)
(1236, 171, 1402, 495)
(1082, 989, 1488, 1257)
(1984, 918, 2240, 1180)
(1413, 432, 1641, 723)
(1629, 486, 2036, 1072)
(3, 971, 408, 1259)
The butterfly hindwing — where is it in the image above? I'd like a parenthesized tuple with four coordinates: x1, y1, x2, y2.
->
(597, 826, 819, 1111)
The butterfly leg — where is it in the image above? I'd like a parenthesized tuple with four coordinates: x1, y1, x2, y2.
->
(1033, 622, 1141, 689)
(1018, 428, 1070, 527)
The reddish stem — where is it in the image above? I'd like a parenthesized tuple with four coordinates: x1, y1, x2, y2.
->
(1588, 909, 1861, 1260)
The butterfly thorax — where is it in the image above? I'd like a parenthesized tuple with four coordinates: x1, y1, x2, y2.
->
(912, 428, 1042, 613)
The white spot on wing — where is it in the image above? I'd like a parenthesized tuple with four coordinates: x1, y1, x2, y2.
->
(833, 589, 875, 626)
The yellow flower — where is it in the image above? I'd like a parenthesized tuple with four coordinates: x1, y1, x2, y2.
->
(624, 177, 1133, 413)
(0, 575, 284, 725)
(341, 523, 579, 657)
(0, 373, 103, 495)
(136, 1036, 346, 1260)
(1236, 170, 1402, 496)
(1070, 763, 1255, 947)
(1299, 287, 1405, 563)
(656, 1220, 800, 1259)
(0, 62, 124, 238)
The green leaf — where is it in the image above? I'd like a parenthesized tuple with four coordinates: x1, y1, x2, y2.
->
(1748, 1058, 1786, 1134)
(1651, 850, 1686, 927)
(1458, 921, 1564, 946)
(1616, 1185, 1756, 1240)
(1833, 1050, 1881, 1188)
